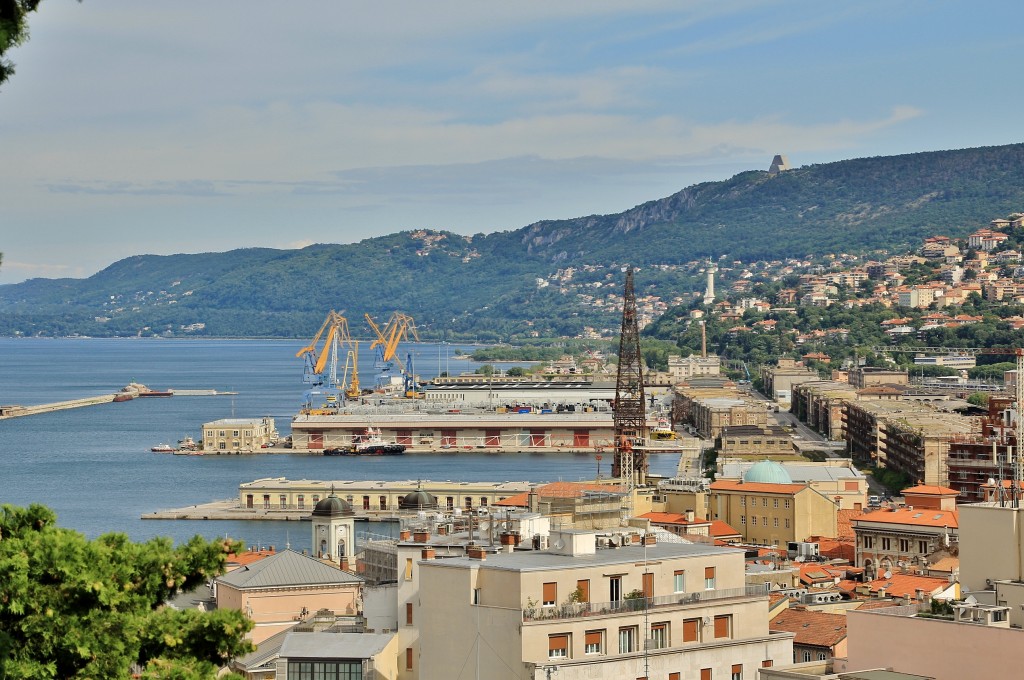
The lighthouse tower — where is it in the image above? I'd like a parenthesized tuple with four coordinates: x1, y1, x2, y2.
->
(703, 262, 716, 305)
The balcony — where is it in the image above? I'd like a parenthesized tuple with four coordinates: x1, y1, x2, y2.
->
(522, 585, 764, 623)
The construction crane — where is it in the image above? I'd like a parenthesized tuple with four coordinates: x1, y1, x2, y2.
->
(364, 312, 421, 396)
(295, 311, 361, 412)
(872, 345, 1024, 498)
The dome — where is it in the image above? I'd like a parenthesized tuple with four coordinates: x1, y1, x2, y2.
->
(399, 489, 438, 511)
(743, 460, 792, 485)
(311, 494, 355, 518)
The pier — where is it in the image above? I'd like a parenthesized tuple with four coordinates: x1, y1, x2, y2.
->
(0, 386, 234, 420)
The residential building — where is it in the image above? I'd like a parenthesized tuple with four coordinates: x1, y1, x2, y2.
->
(851, 486, 959, 579)
(768, 609, 847, 664)
(847, 368, 908, 389)
(715, 425, 796, 457)
(417, 529, 793, 679)
(761, 360, 820, 403)
(667, 354, 722, 382)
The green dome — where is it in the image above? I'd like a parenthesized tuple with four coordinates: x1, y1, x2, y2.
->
(743, 460, 792, 485)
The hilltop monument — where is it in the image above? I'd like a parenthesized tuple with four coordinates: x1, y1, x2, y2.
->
(768, 154, 791, 175)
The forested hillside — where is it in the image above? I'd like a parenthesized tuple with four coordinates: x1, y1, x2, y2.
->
(2, 143, 1023, 340)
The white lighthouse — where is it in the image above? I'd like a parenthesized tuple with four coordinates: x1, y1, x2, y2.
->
(703, 262, 716, 305)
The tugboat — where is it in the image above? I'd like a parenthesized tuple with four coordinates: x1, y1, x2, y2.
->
(324, 427, 406, 456)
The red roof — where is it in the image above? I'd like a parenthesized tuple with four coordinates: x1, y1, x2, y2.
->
(495, 481, 625, 507)
(640, 511, 710, 527)
(866, 573, 950, 599)
(853, 506, 958, 529)
(768, 609, 847, 648)
(709, 520, 741, 539)
(902, 484, 959, 497)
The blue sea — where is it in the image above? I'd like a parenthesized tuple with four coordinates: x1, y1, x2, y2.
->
(0, 338, 680, 549)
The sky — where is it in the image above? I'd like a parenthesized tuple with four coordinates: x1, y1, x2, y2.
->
(2, 1, 1023, 284)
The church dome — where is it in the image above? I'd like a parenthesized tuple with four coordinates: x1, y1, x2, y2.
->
(399, 488, 438, 511)
(311, 494, 355, 518)
(743, 460, 792, 485)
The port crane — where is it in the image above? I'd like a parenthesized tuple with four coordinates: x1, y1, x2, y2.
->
(364, 312, 422, 397)
(295, 310, 361, 412)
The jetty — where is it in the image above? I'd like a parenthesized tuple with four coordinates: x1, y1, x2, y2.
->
(0, 383, 235, 421)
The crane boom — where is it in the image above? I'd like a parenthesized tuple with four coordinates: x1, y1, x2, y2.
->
(296, 310, 360, 410)
(365, 312, 420, 391)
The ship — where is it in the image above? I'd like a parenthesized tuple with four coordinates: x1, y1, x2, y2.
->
(324, 427, 406, 456)
(151, 443, 175, 453)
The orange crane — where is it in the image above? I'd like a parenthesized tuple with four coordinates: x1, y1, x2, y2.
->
(295, 311, 361, 411)
(365, 312, 421, 396)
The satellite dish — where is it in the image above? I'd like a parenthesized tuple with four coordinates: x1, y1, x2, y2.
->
(988, 478, 997, 486)
(552, 539, 565, 550)
(702, 616, 712, 625)
(884, 570, 893, 579)
(966, 595, 978, 605)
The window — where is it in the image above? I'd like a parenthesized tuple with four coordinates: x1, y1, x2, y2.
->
(279, 494, 287, 508)
(705, 566, 716, 590)
(762, 660, 774, 668)
(406, 647, 414, 670)
(480, 497, 488, 508)
(406, 602, 413, 625)
(881, 537, 891, 551)
(446, 496, 454, 510)
(919, 540, 929, 554)
(312, 495, 320, 503)
(751, 516, 757, 526)
(618, 626, 638, 653)
(802, 650, 812, 662)
(817, 652, 827, 661)
(864, 536, 873, 549)
(785, 519, 790, 529)
(262, 495, 270, 509)
(642, 572, 654, 599)
(379, 495, 387, 510)
(465, 497, 473, 510)
(784, 499, 791, 509)
(762, 498, 768, 507)
(774, 517, 779, 528)
(548, 634, 569, 659)
(233, 430, 239, 437)
(610, 576, 622, 603)
(773, 498, 779, 508)
(701, 669, 712, 680)
(899, 539, 910, 552)
(473, 588, 480, 605)
(740, 496, 745, 507)
(577, 579, 591, 603)
(543, 582, 557, 607)
(649, 622, 668, 649)
(713, 614, 731, 639)
(405, 559, 413, 581)
(297, 494, 305, 510)
(670, 674, 681, 680)
(674, 570, 685, 593)
(732, 664, 743, 680)
(289, 661, 362, 679)
(584, 630, 603, 654)
(362, 496, 370, 510)
(683, 618, 699, 643)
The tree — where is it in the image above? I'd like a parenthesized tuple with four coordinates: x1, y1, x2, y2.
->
(0, 504, 253, 679)
(0, 0, 42, 88)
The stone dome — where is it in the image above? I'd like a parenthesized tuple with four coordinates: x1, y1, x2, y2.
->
(743, 460, 792, 485)
(311, 494, 355, 518)
(399, 489, 438, 511)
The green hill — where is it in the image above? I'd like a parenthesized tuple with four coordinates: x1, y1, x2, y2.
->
(2, 143, 1023, 340)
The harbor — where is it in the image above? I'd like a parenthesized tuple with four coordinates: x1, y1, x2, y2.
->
(0, 382, 236, 420)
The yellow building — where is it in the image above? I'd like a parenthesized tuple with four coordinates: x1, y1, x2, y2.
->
(203, 417, 277, 452)
(709, 461, 838, 546)
(417, 528, 793, 680)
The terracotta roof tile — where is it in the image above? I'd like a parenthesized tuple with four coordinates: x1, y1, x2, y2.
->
(865, 573, 950, 599)
(836, 509, 862, 540)
(640, 511, 710, 526)
(902, 485, 959, 496)
(709, 520, 741, 538)
(768, 609, 847, 648)
(853, 507, 958, 529)
(494, 481, 625, 507)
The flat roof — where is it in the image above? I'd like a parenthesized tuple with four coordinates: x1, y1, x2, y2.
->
(280, 632, 394, 660)
(422, 542, 739, 572)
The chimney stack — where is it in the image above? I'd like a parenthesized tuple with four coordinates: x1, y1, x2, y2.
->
(421, 548, 436, 560)
(467, 546, 486, 560)
(400, 529, 412, 541)
(413, 530, 430, 543)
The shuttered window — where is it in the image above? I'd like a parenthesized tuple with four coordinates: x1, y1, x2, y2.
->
(701, 669, 712, 680)
(548, 634, 569, 658)
(683, 618, 699, 642)
(714, 615, 731, 639)
(406, 602, 413, 625)
(576, 579, 590, 603)
(584, 630, 602, 654)
(543, 582, 557, 606)
(704, 566, 716, 589)
(732, 664, 743, 680)
(642, 572, 654, 598)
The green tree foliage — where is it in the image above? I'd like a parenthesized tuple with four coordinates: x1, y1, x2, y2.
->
(0, 504, 252, 679)
(967, 392, 990, 407)
(0, 0, 42, 88)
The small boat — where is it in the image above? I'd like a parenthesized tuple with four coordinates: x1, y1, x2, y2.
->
(177, 437, 200, 452)
(151, 443, 175, 453)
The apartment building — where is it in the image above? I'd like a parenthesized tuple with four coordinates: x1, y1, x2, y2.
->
(416, 529, 793, 680)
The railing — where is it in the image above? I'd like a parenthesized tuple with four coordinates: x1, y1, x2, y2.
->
(522, 586, 764, 622)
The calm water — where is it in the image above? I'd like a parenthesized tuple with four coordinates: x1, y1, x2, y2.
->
(0, 338, 680, 549)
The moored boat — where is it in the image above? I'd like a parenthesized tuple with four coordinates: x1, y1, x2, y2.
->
(151, 443, 175, 453)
